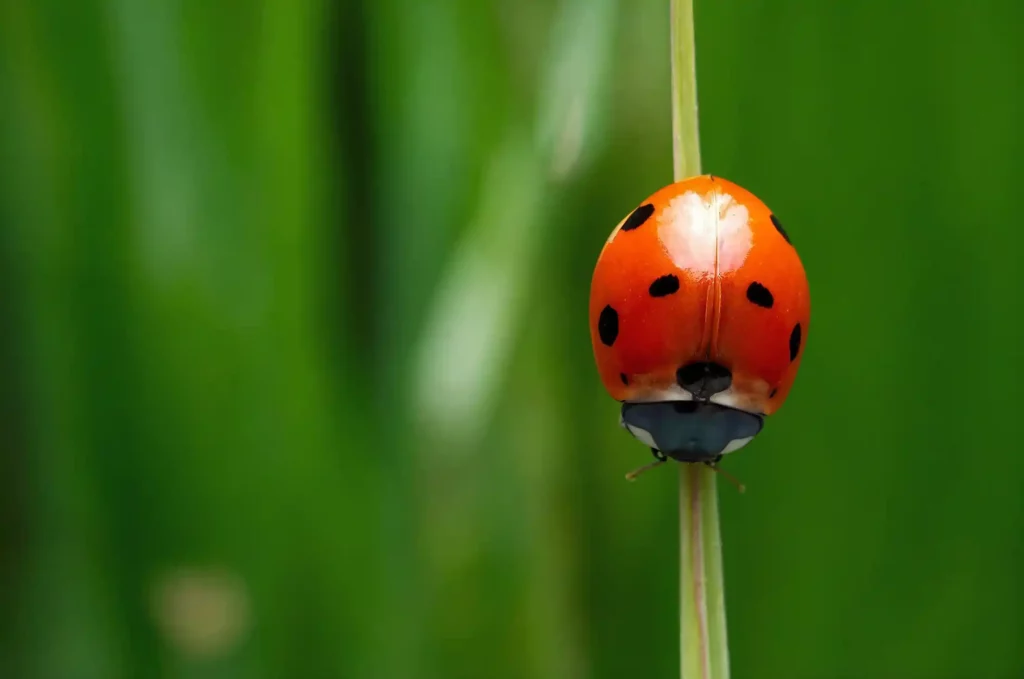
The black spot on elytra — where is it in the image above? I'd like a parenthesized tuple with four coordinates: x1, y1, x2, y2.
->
(598, 305, 619, 346)
(746, 282, 774, 309)
(677, 362, 732, 400)
(621, 203, 655, 232)
(649, 274, 680, 297)
(770, 214, 791, 244)
(769, 387, 778, 398)
(620, 373, 629, 386)
(789, 323, 802, 361)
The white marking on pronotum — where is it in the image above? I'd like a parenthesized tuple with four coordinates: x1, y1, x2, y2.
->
(623, 423, 658, 450)
(721, 436, 754, 455)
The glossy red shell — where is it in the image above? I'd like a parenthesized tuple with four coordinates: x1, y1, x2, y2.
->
(589, 175, 810, 416)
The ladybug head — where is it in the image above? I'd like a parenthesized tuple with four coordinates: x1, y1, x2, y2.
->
(619, 400, 764, 463)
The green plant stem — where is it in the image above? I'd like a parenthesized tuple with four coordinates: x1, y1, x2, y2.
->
(670, 0, 702, 181)
(670, 1, 730, 679)
(678, 465, 730, 679)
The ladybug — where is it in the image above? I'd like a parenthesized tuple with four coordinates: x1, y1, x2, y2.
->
(589, 175, 809, 474)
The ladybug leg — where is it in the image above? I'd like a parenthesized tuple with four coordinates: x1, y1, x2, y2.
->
(626, 450, 669, 482)
(704, 456, 746, 493)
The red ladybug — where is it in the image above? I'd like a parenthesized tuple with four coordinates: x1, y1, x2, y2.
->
(589, 175, 809, 470)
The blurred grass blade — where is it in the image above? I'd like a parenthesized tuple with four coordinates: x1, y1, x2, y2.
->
(536, 0, 617, 180)
(413, 131, 544, 450)
(413, 0, 617, 448)
(409, 1, 618, 677)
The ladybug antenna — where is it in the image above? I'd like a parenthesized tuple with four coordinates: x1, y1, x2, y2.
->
(705, 461, 746, 493)
(624, 458, 666, 482)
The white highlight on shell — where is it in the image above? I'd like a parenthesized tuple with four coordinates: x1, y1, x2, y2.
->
(658, 189, 753, 275)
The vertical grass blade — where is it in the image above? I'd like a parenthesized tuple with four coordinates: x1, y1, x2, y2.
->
(670, 1, 730, 678)
(678, 464, 730, 679)
(670, 0, 702, 180)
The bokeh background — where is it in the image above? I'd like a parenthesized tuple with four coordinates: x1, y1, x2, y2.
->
(2, 0, 1024, 677)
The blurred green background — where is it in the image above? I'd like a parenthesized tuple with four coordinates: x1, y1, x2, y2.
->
(2, 0, 1023, 677)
